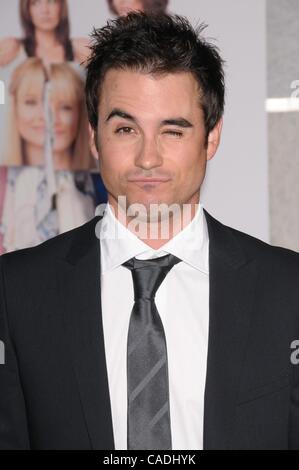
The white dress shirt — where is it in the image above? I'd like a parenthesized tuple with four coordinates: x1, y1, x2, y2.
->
(99, 201, 210, 450)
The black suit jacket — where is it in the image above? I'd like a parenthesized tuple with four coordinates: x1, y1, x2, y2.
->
(0, 209, 299, 450)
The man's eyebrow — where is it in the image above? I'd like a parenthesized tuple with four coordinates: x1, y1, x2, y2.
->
(161, 118, 193, 128)
(105, 108, 193, 128)
(105, 108, 136, 123)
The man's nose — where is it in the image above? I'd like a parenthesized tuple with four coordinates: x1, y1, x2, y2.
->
(135, 137, 163, 170)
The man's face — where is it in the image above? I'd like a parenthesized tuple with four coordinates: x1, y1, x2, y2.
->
(91, 68, 222, 219)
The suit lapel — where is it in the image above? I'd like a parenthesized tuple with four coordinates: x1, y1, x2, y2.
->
(56, 216, 115, 450)
(55, 208, 258, 450)
(203, 209, 258, 449)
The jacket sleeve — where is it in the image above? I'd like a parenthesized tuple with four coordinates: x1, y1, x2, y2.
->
(0, 256, 30, 449)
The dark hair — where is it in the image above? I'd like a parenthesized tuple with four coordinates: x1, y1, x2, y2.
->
(85, 12, 225, 141)
(107, 0, 168, 16)
(20, 0, 74, 60)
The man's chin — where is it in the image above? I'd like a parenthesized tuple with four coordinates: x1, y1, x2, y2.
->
(117, 196, 183, 224)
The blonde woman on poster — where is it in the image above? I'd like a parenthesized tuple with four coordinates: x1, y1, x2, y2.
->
(3, 57, 92, 169)
(0, 0, 89, 68)
(0, 58, 96, 253)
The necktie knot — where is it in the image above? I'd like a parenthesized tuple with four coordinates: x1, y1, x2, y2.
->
(122, 253, 181, 301)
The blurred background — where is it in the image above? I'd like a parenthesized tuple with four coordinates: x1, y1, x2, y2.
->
(0, 0, 297, 254)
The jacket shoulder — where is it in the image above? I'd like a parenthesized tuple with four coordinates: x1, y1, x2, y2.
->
(226, 220, 299, 271)
(0, 216, 99, 274)
(204, 209, 299, 272)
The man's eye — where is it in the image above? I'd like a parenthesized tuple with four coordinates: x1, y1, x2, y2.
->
(164, 130, 183, 137)
(115, 127, 134, 134)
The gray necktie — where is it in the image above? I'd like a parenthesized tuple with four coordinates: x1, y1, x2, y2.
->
(122, 253, 182, 450)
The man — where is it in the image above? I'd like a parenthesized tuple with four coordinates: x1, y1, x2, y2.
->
(0, 12, 299, 450)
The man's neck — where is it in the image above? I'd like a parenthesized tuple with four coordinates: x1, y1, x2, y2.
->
(108, 195, 200, 250)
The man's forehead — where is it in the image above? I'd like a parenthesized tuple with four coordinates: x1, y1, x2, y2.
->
(102, 67, 198, 90)
(99, 68, 200, 110)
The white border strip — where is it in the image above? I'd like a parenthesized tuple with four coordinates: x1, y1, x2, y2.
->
(266, 97, 299, 113)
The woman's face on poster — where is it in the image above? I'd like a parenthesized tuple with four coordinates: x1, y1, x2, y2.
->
(16, 81, 45, 149)
(29, 0, 61, 32)
(16, 76, 79, 156)
(112, 0, 144, 16)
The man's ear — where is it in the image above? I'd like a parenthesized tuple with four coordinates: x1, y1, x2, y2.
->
(206, 118, 223, 161)
(89, 124, 99, 161)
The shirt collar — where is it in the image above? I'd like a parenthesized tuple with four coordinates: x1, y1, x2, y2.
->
(99, 201, 209, 275)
